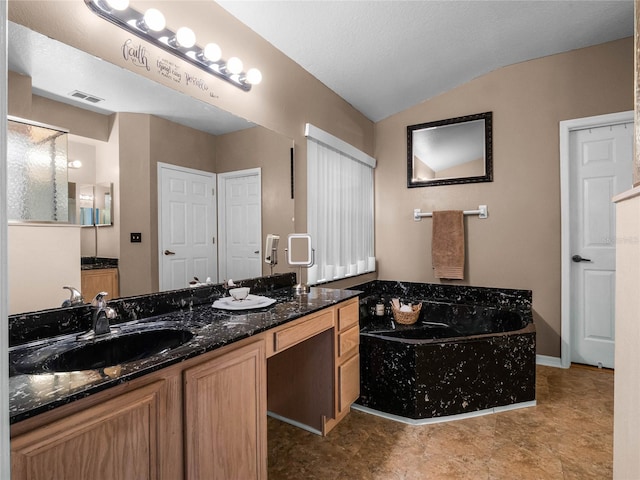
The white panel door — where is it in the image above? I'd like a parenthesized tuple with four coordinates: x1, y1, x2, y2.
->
(570, 122, 632, 368)
(218, 169, 261, 281)
(159, 164, 217, 291)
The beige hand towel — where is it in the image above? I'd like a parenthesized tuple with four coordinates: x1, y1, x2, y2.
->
(432, 210, 465, 280)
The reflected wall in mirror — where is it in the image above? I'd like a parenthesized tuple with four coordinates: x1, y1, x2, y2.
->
(407, 111, 493, 188)
(7, 21, 295, 314)
(94, 183, 113, 226)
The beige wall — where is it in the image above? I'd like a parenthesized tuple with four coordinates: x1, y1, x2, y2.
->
(8, 71, 110, 140)
(216, 126, 295, 276)
(7, 224, 81, 314)
(375, 38, 633, 357)
(95, 124, 121, 259)
(8, 71, 31, 118)
(118, 113, 153, 295)
(8, 72, 111, 139)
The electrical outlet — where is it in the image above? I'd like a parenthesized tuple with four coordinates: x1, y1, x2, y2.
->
(130, 232, 142, 243)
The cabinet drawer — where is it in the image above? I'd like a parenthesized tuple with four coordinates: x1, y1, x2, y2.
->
(338, 325, 359, 358)
(338, 353, 360, 413)
(337, 300, 359, 331)
(274, 311, 334, 353)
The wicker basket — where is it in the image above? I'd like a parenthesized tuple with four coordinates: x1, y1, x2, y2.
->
(391, 303, 422, 325)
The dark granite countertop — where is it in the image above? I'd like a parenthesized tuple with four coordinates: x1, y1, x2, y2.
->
(80, 256, 119, 270)
(9, 285, 360, 424)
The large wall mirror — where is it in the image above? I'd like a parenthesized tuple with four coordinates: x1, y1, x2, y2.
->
(407, 111, 493, 188)
(7, 19, 295, 314)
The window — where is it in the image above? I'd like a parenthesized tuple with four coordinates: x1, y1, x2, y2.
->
(305, 124, 376, 283)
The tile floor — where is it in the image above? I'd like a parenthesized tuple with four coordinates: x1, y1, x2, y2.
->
(267, 365, 613, 479)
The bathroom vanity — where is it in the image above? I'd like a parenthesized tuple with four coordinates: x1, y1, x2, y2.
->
(9, 275, 360, 480)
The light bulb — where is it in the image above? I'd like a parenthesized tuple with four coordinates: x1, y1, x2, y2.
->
(245, 68, 262, 85)
(143, 8, 165, 32)
(105, 0, 129, 10)
(203, 43, 222, 62)
(175, 27, 196, 48)
(226, 56, 243, 75)
(68, 160, 83, 169)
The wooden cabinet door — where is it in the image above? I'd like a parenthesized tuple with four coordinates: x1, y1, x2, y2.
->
(81, 268, 119, 301)
(184, 340, 267, 480)
(338, 352, 360, 414)
(12, 380, 167, 480)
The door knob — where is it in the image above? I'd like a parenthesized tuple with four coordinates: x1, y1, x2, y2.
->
(254, 250, 259, 254)
(572, 255, 592, 263)
(164, 250, 176, 256)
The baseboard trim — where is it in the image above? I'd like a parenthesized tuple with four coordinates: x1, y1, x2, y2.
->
(536, 355, 565, 368)
(267, 411, 322, 436)
(351, 400, 536, 426)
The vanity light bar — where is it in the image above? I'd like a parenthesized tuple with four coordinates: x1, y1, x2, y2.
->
(84, 0, 261, 91)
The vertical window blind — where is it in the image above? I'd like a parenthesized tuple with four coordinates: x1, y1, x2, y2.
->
(305, 124, 376, 284)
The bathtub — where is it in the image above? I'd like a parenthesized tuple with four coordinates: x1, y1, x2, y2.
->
(354, 281, 536, 423)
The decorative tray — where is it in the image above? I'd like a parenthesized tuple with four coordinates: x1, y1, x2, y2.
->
(212, 294, 277, 311)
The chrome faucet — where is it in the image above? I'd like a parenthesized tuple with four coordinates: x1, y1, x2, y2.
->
(62, 286, 84, 307)
(77, 292, 118, 340)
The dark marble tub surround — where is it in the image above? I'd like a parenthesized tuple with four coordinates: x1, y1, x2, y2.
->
(358, 323, 536, 419)
(353, 279, 536, 420)
(355, 280, 533, 339)
(80, 256, 119, 270)
(361, 301, 532, 339)
(355, 280, 533, 317)
(9, 272, 360, 424)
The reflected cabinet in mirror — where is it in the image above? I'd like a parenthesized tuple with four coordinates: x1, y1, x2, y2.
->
(407, 111, 493, 188)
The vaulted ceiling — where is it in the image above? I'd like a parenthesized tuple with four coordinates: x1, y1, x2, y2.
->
(218, 0, 634, 121)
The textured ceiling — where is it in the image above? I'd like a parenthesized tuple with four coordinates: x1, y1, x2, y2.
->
(217, 0, 634, 122)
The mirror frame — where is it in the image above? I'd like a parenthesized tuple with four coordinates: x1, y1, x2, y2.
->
(407, 111, 493, 188)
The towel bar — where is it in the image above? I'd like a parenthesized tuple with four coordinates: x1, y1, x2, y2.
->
(413, 205, 488, 221)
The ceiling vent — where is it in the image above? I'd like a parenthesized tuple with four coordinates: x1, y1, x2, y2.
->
(69, 90, 104, 104)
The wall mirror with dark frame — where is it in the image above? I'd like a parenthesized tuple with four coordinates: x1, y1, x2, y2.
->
(407, 111, 493, 188)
